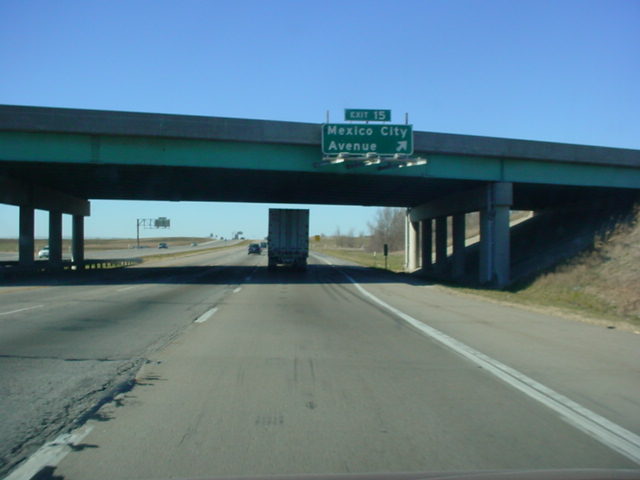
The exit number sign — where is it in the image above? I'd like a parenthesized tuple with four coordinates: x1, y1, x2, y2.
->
(345, 109, 391, 122)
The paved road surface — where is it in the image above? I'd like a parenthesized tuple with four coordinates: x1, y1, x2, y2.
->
(1, 249, 639, 479)
(0, 245, 257, 476)
(0, 239, 239, 262)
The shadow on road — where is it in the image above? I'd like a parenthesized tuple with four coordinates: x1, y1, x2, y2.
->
(0, 263, 434, 288)
(31, 466, 65, 480)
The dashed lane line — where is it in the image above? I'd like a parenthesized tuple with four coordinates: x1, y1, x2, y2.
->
(116, 285, 141, 292)
(194, 307, 218, 324)
(0, 305, 44, 316)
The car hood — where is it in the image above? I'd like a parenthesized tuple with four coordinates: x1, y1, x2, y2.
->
(176, 469, 640, 480)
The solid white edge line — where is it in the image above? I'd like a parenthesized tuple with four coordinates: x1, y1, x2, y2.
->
(312, 253, 640, 465)
(4, 424, 93, 480)
(0, 305, 44, 316)
(194, 307, 218, 323)
(233, 287, 242, 293)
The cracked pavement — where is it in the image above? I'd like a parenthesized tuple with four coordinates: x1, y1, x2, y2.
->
(0, 245, 258, 476)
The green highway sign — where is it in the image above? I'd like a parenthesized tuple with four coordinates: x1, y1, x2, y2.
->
(322, 123, 413, 156)
(345, 109, 391, 122)
(154, 217, 170, 228)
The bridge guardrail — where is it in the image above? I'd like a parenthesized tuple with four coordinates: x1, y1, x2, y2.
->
(0, 258, 143, 280)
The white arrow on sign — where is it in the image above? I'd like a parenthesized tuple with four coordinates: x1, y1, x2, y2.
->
(396, 141, 407, 152)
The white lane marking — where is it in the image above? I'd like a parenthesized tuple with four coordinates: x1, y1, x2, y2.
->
(0, 305, 44, 316)
(4, 424, 93, 480)
(313, 254, 640, 465)
(233, 287, 242, 294)
(194, 307, 218, 323)
(116, 285, 140, 292)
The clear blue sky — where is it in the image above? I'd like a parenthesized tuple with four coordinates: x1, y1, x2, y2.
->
(1, 0, 639, 239)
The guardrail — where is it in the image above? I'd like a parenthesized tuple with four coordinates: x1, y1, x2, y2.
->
(0, 258, 143, 280)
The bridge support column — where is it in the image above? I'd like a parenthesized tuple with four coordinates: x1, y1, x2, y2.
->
(404, 211, 409, 269)
(420, 219, 432, 272)
(72, 214, 85, 267)
(2, 175, 90, 270)
(409, 181, 513, 288)
(407, 214, 420, 272)
(452, 213, 466, 279)
(435, 217, 447, 273)
(19, 206, 35, 266)
(49, 210, 63, 267)
(479, 183, 512, 287)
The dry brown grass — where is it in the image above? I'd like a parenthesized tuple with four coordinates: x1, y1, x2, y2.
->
(0, 237, 212, 252)
(454, 205, 640, 328)
(545, 208, 640, 320)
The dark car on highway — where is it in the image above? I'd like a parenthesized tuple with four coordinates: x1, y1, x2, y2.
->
(248, 243, 261, 254)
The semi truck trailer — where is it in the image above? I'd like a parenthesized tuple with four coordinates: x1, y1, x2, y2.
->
(267, 208, 309, 270)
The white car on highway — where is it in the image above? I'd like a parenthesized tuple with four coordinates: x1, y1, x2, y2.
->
(37, 246, 49, 259)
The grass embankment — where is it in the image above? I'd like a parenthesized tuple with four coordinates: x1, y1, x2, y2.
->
(454, 208, 640, 329)
(311, 238, 405, 272)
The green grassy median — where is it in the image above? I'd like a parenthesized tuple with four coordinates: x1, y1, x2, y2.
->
(138, 240, 251, 264)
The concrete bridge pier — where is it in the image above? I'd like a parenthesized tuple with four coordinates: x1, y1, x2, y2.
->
(19, 206, 35, 266)
(479, 183, 512, 287)
(408, 182, 513, 288)
(1, 175, 90, 269)
(49, 210, 63, 266)
(420, 219, 432, 272)
(434, 217, 447, 273)
(452, 213, 466, 279)
(406, 213, 420, 272)
(72, 214, 85, 266)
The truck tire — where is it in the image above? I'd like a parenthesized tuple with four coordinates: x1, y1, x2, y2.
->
(268, 258, 276, 270)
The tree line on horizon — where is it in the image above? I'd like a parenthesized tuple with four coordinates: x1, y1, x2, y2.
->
(329, 207, 405, 253)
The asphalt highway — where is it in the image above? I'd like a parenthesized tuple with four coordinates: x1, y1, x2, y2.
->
(0, 239, 238, 262)
(1, 248, 639, 479)
(0, 245, 258, 476)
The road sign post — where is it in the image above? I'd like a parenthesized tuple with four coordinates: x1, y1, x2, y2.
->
(384, 243, 389, 270)
(322, 123, 413, 156)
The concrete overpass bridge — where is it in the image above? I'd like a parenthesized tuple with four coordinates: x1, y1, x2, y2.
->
(1, 105, 639, 286)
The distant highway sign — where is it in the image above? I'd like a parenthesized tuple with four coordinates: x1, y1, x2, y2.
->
(322, 123, 413, 156)
(154, 217, 170, 228)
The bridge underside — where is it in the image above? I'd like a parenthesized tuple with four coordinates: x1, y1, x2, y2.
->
(0, 160, 630, 209)
(4, 160, 636, 288)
